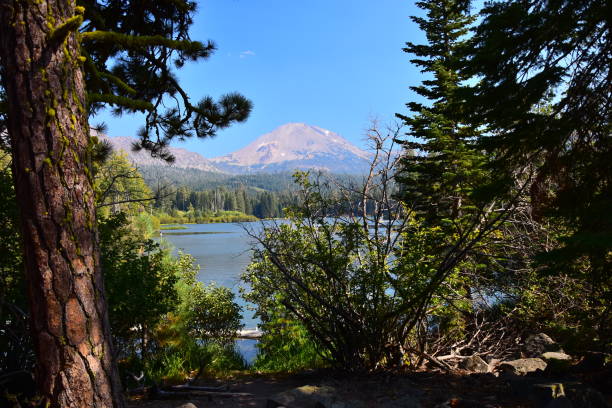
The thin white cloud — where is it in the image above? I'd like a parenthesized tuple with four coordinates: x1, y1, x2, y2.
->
(240, 50, 256, 59)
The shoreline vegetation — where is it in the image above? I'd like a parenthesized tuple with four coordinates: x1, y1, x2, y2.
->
(155, 210, 258, 225)
(160, 225, 188, 230)
(158, 231, 231, 236)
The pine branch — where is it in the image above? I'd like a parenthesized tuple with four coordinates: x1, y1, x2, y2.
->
(80, 31, 214, 59)
(99, 72, 137, 95)
(48, 15, 83, 45)
(87, 93, 154, 112)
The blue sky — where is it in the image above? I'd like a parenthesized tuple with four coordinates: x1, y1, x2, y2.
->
(93, 0, 425, 158)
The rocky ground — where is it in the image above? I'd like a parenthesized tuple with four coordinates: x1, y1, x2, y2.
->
(127, 334, 611, 408)
(126, 366, 610, 408)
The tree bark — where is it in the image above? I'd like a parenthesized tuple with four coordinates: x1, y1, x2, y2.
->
(0, 1, 124, 406)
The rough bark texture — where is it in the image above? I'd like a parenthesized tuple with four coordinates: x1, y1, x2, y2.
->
(0, 1, 124, 406)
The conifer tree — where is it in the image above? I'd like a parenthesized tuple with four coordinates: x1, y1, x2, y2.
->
(396, 0, 483, 223)
(0, 0, 250, 406)
(394, 0, 501, 341)
(465, 0, 610, 345)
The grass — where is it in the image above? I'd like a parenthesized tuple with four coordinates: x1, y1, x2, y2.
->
(160, 225, 188, 230)
(142, 341, 248, 384)
(160, 231, 231, 236)
(156, 210, 258, 225)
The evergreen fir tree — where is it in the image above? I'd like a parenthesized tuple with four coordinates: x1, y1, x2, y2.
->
(396, 0, 485, 228)
(465, 0, 611, 345)
(393, 0, 499, 340)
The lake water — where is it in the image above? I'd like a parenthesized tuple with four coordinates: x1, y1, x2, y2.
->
(159, 222, 262, 363)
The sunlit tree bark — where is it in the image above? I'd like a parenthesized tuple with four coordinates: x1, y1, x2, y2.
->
(0, 1, 123, 406)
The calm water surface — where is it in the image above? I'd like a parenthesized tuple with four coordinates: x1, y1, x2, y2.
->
(159, 222, 262, 362)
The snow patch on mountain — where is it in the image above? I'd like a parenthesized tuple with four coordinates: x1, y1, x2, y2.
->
(210, 123, 370, 174)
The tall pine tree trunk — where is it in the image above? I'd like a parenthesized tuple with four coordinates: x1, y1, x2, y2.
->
(0, 1, 124, 406)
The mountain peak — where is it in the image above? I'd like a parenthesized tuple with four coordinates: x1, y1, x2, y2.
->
(211, 123, 370, 174)
(99, 123, 371, 175)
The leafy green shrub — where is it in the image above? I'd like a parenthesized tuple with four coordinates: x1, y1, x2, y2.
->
(242, 167, 427, 371)
(100, 219, 245, 383)
(180, 283, 243, 344)
(251, 305, 326, 372)
(99, 213, 179, 359)
(173, 253, 244, 345)
(128, 253, 246, 383)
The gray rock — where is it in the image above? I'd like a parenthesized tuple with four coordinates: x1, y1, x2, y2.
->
(460, 355, 489, 373)
(524, 333, 563, 357)
(271, 385, 337, 408)
(176, 403, 198, 408)
(542, 352, 572, 361)
(498, 358, 547, 375)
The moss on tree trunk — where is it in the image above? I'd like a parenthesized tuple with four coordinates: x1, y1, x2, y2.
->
(0, 0, 124, 406)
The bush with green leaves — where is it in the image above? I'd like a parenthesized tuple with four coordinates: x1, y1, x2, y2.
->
(179, 283, 243, 345)
(119, 252, 246, 384)
(172, 252, 243, 345)
(242, 135, 425, 371)
(250, 304, 326, 372)
(99, 213, 180, 359)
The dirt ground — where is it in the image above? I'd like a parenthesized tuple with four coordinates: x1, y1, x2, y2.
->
(125, 369, 565, 408)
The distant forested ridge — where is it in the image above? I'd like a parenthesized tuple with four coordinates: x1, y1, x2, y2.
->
(139, 166, 298, 192)
(141, 165, 363, 219)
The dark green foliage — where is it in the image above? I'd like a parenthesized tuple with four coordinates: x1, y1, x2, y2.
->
(98, 213, 179, 357)
(394, 0, 502, 355)
(466, 0, 611, 257)
(155, 184, 296, 220)
(465, 0, 611, 348)
(182, 285, 243, 343)
(396, 0, 485, 224)
(174, 255, 243, 345)
(0, 153, 32, 376)
(251, 305, 326, 372)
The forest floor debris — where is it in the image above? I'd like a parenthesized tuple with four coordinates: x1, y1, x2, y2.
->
(125, 365, 612, 408)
